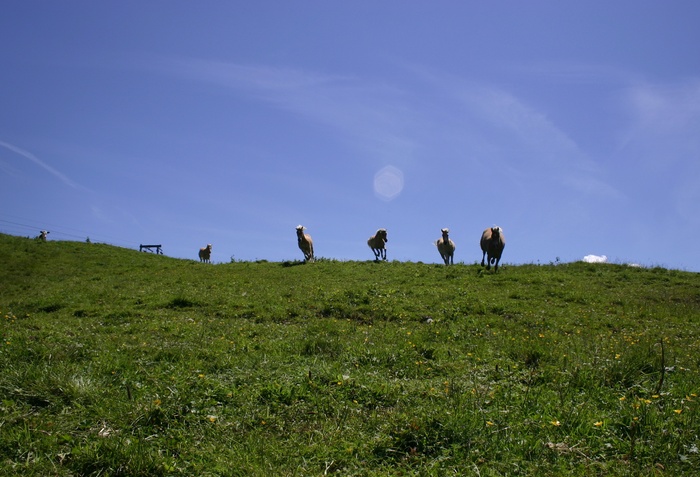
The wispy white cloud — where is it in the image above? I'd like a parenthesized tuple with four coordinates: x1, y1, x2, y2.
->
(413, 69, 622, 199)
(625, 80, 700, 134)
(0, 140, 79, 189)
(616, 79, 700, 157)
(618, 79, 700, 224)
(503, 65, 700, 234)
(166, 59, 348, 92)
(509, 63, 700, 156)
(458, 86, 587, 158)
(155, 58, 418, 168)
(508, 61, 641, 85)
(157, 58, 626, 200)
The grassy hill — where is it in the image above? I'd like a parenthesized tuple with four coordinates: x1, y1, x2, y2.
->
(1, 233, 699, 476)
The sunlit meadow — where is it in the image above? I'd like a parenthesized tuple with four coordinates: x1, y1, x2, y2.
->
(1, 233, 699, 475)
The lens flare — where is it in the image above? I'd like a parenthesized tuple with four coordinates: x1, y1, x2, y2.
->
(373, 165, 404, 201)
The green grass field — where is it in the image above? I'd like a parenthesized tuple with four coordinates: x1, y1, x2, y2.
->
(1, 233, 699, 476)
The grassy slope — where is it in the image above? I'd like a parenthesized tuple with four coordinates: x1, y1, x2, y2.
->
(1, 233, 699, 476)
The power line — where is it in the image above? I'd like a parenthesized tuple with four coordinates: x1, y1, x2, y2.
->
(0, 215, 142, 249)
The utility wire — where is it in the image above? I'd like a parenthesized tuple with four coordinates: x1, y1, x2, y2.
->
(0, 215, 142, 249)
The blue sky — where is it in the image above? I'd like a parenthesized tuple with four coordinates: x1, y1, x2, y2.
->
(2, 1, 699, 270)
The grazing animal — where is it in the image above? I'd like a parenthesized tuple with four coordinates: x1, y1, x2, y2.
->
(37, 230, 49, 242)
(436, 228, 456, 265)
(480, 226, 505, 271)
(198, 244, 212, 263)
(367, 228, 388, 261)
(296, 225, 314, 262)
